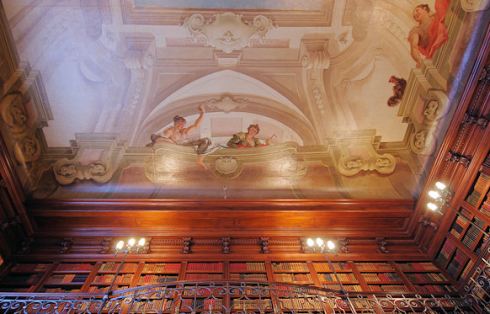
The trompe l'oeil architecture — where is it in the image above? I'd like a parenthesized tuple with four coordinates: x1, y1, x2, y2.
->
(0, 0, 488, 313)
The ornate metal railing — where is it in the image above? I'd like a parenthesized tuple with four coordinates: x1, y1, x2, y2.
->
(464, 255, 490, 313)
(0, 281, 479, 314)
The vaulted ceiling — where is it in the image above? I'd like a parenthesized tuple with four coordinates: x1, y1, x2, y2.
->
(0, 0, 486, 205)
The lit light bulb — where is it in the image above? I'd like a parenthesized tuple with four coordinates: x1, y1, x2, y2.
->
(427, 202, 439, 211)
(428, 190, 441, 199)
(128, 238, 136, 247)
(435, 181, 446, 191)
(315, 237, 324, 247)
(115, 240, 124, 250)
(138, 238, 146, 247)
(326, 240, 336, 251)
(306, 238, 315, 247)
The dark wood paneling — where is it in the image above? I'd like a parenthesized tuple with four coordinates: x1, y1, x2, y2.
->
(29, 199, 414, 237)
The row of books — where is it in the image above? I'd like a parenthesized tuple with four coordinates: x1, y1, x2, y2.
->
(271, 262, 309, 272)
(229, 273, 267, 281)
(99, 262, 138, 272)
(45, 274, 88, 285)
(138, 275, 178, 284)
(319, 273, 357, 282)
(313, 262, 351, 272)
(480, 194, 490, 216)
(187, 263, 223, 272)
(324, 284, 362, 292)
(461, 223, 481, 249)
(279, 298, 323, 310)
(231, 299, 272, 310)
(435, 238, 456, 266)
(54, 263, 93, 272)
(450, 215, 469, 239)
(93, 274, 133, 284)
(396, 262, 439, 272)
(356, 263, 394, 272)
(142, 263, 180, 273)
(369, 285, 410, 293)
(406, 273, 447, 282)
(132, 299, 171, 312)
(186, 273, 223, 280)
(465, 173, 489, 206)
(180, 298, 223, 310)
(229, 262, 265, 272)
(446, 250, 469, 278)
(361, 272, 401, 282)
(11, 264, 49, 273)
(414, 284, 455, 294)
(274, 273, 312, 282)
(87, 285, 129, 293)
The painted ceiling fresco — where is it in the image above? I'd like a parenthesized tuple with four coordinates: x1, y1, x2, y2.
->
(0, 0, 488, 199)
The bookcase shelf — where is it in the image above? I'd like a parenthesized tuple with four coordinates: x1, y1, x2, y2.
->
(435, 153, 490, 285)
(0, 260, 457, 297)
(313, 262, 352, 273)
(185, 262, 224, 281)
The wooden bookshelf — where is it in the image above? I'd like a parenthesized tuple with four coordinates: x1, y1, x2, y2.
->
(313, 262, 361, 292)
(138, 262, 180, 285)
(0, 259, 458, 297)
(229, 262, 267, 281)
(354, 262, 408, 293)
(271, 262, 312, 284)
(40, 262, 95, 292)
(435, 153, 490, 284)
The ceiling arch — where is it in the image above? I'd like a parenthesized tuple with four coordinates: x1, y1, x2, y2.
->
(141, 69, 310, 128)
(135, 94, 318, 145)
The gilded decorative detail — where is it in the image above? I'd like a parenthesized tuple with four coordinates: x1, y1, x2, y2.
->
(333, 131, 397, 177)
(53, 159, 112, 185)
(183, 12, 273, 53)
(206, 94, 248, 113)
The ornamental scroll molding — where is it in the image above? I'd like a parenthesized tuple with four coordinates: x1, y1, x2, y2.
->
(409, 90, 449, 155)
(300, 38, 330, 138)
(52, 134, 125, 185)
(331, 131, 397, 177)
(183, 12, 273, 54)
(0, 91, 42, 164)
(206, 94, 248, 113)
(398, 66, 450, 156)
(145, 142, 306, 182)
(460, 0, 490, 12)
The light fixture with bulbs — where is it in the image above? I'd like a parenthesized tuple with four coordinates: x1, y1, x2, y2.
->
(305, 237, 337, 253)
(426, 181, 452, 213)
(114, 237, 147, 254)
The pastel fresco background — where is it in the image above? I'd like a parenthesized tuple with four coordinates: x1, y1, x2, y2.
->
(0, 0, 487, 199)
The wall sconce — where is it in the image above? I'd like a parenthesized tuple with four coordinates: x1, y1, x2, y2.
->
(426, 181, 452, 212)
(115, 237, 148, 254)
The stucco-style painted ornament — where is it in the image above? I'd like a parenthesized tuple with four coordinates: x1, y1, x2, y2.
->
(53, 159, 113, 185)
(338, 153, 396, 176)
(334, 132, 397, 177)
(0, 93, 28, 134)
(0, 91, 42, 164)
(184, 12, 273, 53)
(214, 156, 241, 176)
(408, 90, 449, 155)
(206, 94, 248, 113)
